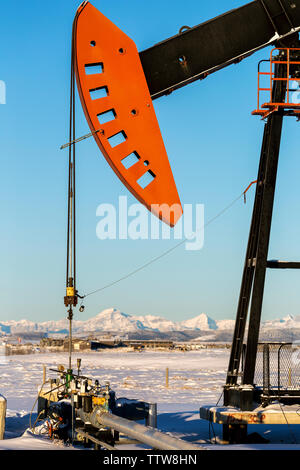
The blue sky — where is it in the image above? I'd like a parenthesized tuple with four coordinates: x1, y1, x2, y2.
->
(0, 0, 299, 323)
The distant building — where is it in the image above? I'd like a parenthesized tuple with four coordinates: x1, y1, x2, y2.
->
(40, 337, 174, 351)
(40, 338, 64, 348)
(123, 340, 174, 349)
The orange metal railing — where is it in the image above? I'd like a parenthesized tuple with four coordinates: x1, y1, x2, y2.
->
(252, 48, 300, 118)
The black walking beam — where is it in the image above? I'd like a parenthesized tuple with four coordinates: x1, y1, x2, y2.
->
(140, 0, 300, 99)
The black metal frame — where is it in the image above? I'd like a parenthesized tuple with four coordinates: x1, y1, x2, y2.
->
(224, 50, 300, 410)
(226, 61, 286, 389)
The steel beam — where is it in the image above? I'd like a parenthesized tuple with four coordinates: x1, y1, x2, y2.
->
(267, 260, 300, 268)
(140, 0, 300, 99)
(242, 64, 286, 386)
(225, 60, 287, 391)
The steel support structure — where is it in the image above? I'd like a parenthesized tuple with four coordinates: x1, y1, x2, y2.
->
(224, 58, 299, 409)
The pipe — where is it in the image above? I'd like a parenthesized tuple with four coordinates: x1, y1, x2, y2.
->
(98, 411, 204, 450)
(77, 409, 205, 450)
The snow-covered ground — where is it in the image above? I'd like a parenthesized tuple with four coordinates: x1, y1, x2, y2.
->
(1, 348, 300, 450)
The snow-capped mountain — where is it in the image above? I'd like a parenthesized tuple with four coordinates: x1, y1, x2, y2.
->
(261, 314, 300, 330)
(134, 315, 179, 332)
(179, 314, 218, 331)
(0, 308, 220, 335)
(216, 319, 236, 330)
(1, 308, 300, 336)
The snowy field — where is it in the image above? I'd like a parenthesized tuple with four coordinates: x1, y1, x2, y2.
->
(1, 348, 300, 450)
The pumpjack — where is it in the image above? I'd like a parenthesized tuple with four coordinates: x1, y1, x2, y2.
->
(63, 0, 300, 441)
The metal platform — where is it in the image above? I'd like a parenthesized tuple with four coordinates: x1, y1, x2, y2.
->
(200, 403, 300, 443)
(200, 403, 300, 426)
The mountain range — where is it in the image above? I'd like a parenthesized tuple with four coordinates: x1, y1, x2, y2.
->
(1, 308, 300, 341)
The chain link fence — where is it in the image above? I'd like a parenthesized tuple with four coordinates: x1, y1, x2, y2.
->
(254, 342, 300, 392)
